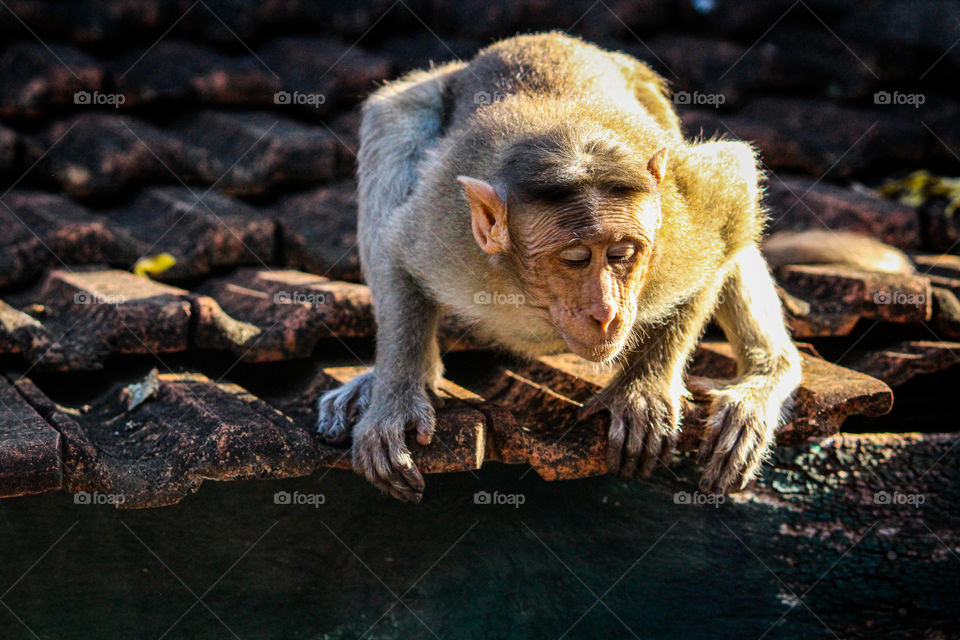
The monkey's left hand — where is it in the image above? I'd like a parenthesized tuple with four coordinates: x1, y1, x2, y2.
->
(696, 383, 781, 493)
(581, 378, 685, 479)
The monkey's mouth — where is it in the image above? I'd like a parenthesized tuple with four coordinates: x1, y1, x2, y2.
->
(563, 335, 625, 363)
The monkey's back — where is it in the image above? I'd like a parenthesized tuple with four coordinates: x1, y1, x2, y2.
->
(449, 32, 680, 137)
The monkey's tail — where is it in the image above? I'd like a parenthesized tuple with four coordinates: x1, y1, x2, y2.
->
(762, 230, 915, 274)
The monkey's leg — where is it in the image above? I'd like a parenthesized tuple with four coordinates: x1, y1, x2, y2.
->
(582, 288, 721, 480)
(697, 246, 802, 493)
(317, 62, 462, 501)
(344, 268, 442, 503)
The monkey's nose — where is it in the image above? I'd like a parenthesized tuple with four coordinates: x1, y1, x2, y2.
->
(590, 305, 617, 335)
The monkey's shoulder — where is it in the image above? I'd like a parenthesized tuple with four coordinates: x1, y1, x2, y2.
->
(673, 140, 766, 250)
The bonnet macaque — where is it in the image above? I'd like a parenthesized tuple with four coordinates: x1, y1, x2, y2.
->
(317, 32, 802, 502)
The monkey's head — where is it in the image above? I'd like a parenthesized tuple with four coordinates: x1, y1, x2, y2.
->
(458, 133, 667, 363)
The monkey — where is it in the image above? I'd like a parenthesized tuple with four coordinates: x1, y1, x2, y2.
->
(316, 32, 803, 503)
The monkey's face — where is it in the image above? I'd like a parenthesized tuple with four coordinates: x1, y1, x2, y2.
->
(515, 196, 659, 363)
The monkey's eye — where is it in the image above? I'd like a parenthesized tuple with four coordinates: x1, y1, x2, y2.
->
(559, 245, 591, 265)
(607, 242, 636, 262)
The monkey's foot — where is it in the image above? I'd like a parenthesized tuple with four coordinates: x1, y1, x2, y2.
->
(581, 382, 682, 480)
(697, 386, 780, 493)
(352, 391, 436, 503)
(316, 372, 375, 445)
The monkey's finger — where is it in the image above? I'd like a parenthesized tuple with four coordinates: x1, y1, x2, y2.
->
(372, 459, 421, 503)
(317, 392, 336, 434)
(711, 424, 758, 493)
(605, 414, 626, 473)
(736, 428, 775, 491)
(382, 471, 422, 503)
(696, 404, 733, 464)
(414, 416, 435, 446)
(619, 423, 646, 479)
(660, 430, 678, 467)
(699, 418, 745, 493)
(387, 441, 425, 499)
(368, 473, 412, 502)
(638, 432, 666, 479)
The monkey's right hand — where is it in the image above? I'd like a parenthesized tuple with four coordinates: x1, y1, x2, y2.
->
(349, 386, 436, 503)
(581, 379, 684, 479)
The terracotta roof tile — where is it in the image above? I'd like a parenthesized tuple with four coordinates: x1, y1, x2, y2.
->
(168, 110, 338, 196)
(1, 269, 191, 370)
(765, 175, 922, 250)
(272, 181, 361, 281)
(105, 186, 275, 280)
(0, 42, 105, 118)
(0, 190, 145, 289)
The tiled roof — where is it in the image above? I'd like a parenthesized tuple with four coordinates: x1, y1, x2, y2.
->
(1, 0, 959, 508)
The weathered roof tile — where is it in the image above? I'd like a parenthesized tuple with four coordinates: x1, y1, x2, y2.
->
(273, 181, 360, 281)
(12, 370, 316, 508)
(169, 110, 338, 196)
(111, 40, 282, 107)
(0, 375, 61, 498)
(846, 340, 960, 387)
(105, 186, 275, 280)
(2, 269, 191, 370)
(777, 264, 932, 338)
(0, 190, 145, 289)
(765, 175, 922, 250)
(193, 268, 374, 361)
(34, 115, 205, 199)
(0, 42, 105, 118)
(259, 37, 391, 117)
(683, 99, 926, 178)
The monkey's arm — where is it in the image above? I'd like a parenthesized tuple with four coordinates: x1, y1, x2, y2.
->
(317, 62, 464, 502)
(697, 246, 802, 492)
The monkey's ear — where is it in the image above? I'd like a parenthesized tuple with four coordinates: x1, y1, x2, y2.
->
(647, 147, 668, 185)
(458, 176, 509, 254)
